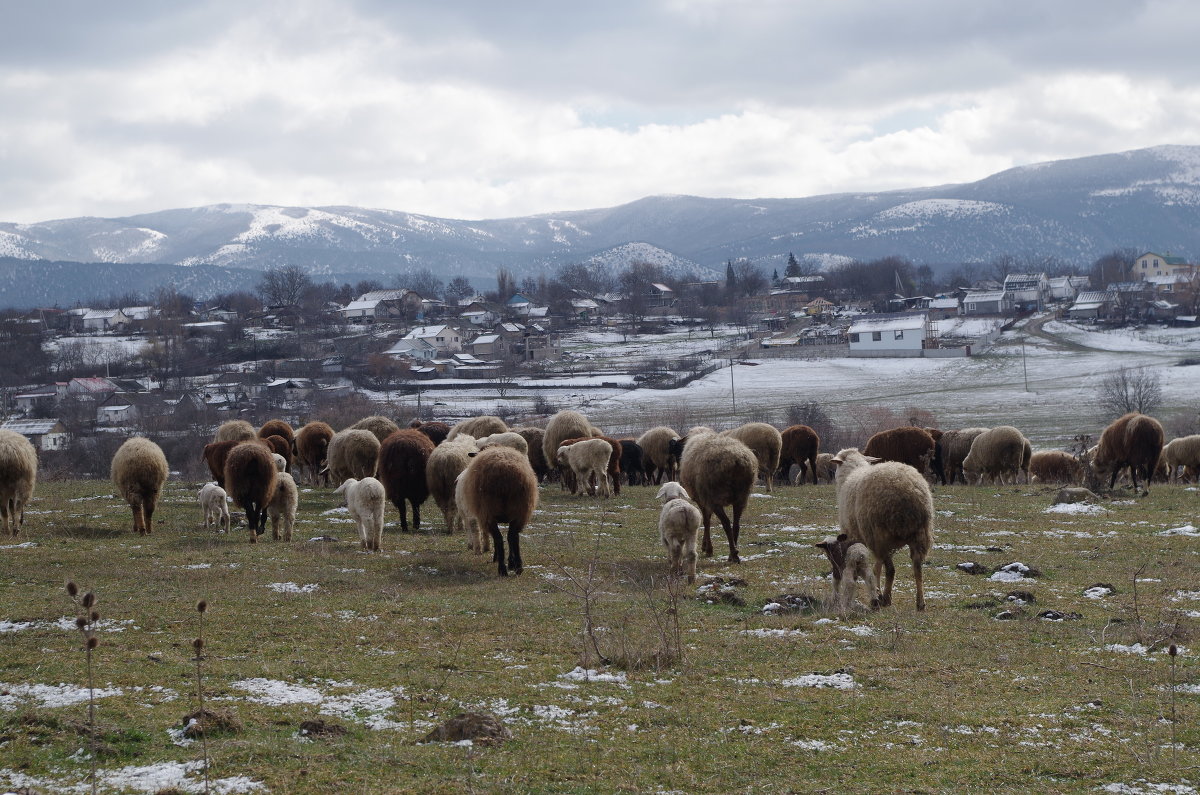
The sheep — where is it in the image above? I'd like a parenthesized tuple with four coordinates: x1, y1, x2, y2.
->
(811, 452, 837, 484)
(925, 427, 946, 485)
(831, 448, 933, 611)
(352, 415, 401, 444)
(1054, 487, 1100, 504)
(335, 477, 386, 551)
(684, 425, 716, 438)
(543, 410, 592, 481)
(326, 429, 381, 483)
(296, 421, 334, 486)
(202, 440, 240, 487)
(512, 427, 550, 482)
(1092, 412, 1165, 492)
(0, 430, 38, 537)
(448, 415, 508, 442)
(214, 420, 257, 443)
(1163, 435, 1200, 483)
(556, 438, 614, 497)
(637, 426, 682, 485)
(815, 533, 881, 613)
(271, 453, 287, 472)
(376, 429, 435, 532)
(554, 435, 621, 495)
(410, 420, 451, 446)
(938, 428, 989, 485)
(267, 471, 298, 542)
(263, 434, 294, 472)
(224, 441, 278, 542)
(426, 433, 477, 535)
(459, 446, 539, 576)
(618, 439, 645, 486)
(111, 437, 169, 535)
(258, 419, 295, 447)
(475, 432, 529, 455)
(962, 426, 1030, 485)
(863, 426, 936, 475)
(679, 433, 757, 564)
(1028, 450, 1084, 485)
(656, 481, 702, 583)
(198, 482, 230, 533)
(721, 423, 782, 492)
(455, 469, 484, 553)
(779, 424, 821, 485)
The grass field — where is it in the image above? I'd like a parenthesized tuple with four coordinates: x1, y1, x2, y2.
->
(2, 476, 1198, 794)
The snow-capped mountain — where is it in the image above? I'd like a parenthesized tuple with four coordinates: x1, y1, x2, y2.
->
(2, 144, 1199, 306)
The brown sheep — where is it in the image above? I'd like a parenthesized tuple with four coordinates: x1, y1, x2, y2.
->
(214, 419, 256, 443)
(376, 429, 436, 532)
(637, 426, 682, 485)
(263, 434, 294, 472)
(296, 421, 334, 486)
(938, 428, 989, 485)
(410, 419, 451, 446)
(542, 410, 592, 483)
(0, 430, 38, 537)
(1028, 450, 1084, 485)
(679, 434, 758, 563)
(863, 426, 936, 475)
(460, 446, 539, 576)
(352, 415, 401, 443)
(258, 419, 295, 447)
(203, 440, 240, 487)
(111, 437, 169, 535)
(512, 427, 550, 482)
(1092, 412, 1165, 492)
(224, 441, 278, 541)
(779, 424, 821, 485)
(721, 423, 782, 493)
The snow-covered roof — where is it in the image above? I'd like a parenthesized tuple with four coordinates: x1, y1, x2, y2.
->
(1146, 274, 1189, 285)
(928, 297, 959, 309)
(404, 325, 459, 339)
(358, 289, 412, 302)
(472, 334, 500, 344)
(964, 290, 1007, 303)
(571, 299, 599, 310)
(1072, 291, 1113, 305)
(342, 299, 381, 312)
(848, 313, 927, 334)
(0, 419, 64, 435)
(82, 309, 122, 320)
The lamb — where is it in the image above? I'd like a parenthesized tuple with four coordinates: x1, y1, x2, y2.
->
(258, 419, 295, 448)
(543, 410, 592, 482)
(1163, 435, 1200, 483)
(512, 427, 549, 482)
(475, 432, 529, 455)
(556, 438, 614, 497)
(779, 424, 821, 485)
(295, 421, 334, 486)
(426, 433, 477, 534)
(937, 428, 989, 485)
(198, 482, 230, 533)
(656, 481, 702, 583)
(618, 439, 645, 487)
(376, 429, 435, 532)
(111, 437, 169, 535)
(721, 422, 782, 492)
(637, 426, 682, 485)
(863, 426, 936, 475)
(326, 429, 381, 483)
(266, 471, 298, 542)
(962, 426, 1030, 485)
(214, 420, 257, 443)
(0, 429, 38, 536)
(335, 477, 387, 551)
(271, 453, 288, 472)
(1028, 450, 1084, 485)
(679, 433, 757, 563)
(349, 415, 399, 443)
(448, 415, 508, 442)
(1091, 412, 1165, 492)
(224, 441, 278, 541)
(815, 533, 881, 613)
(831, 448, 933, 610)
(410, 419, 451, 446)
(459, 446, 539, 576)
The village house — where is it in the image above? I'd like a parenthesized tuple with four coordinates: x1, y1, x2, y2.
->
(1048, 275, 1090, 302)
(961, 290, 1013, 316)
(847, 312, 932, 357)
(1067, 290, 1116, 320)
(81, 308, 130, 332)
(12, 383, 68, 415)
(0, 418, 71, 451)
(385, 337, 439, 360)
(1132, 252, 1197, 281)
(1003, 273, 1049, 312)
(338, 289, 423, 323)
(400, 324, 464, 355)
(926, 296, 960, 320)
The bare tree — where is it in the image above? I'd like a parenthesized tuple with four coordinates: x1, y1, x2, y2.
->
(1097, 366, 1163, 419)
(257, 265, 314, 307)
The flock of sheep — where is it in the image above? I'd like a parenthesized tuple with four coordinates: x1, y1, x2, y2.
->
(0, 406, 1196, 613)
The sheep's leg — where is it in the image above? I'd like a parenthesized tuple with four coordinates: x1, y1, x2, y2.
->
(271, 510, 280, 541)
(145, 497, 155, 534)
(879, 556, 896, 607)
(911, 549, 926, 611)
(507, 524, 524, 575)
(412, 500, 421, 533)
(684, 537, 697, 584)
(700, 510, 714, 557)
(490, 523, 508, 576)
(861, 560, 881, 608)
(712, 505, 739, 563)
(872, 560, 886, 605)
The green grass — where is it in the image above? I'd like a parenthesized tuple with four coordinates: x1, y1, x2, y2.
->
(1, 477, 1198, 793)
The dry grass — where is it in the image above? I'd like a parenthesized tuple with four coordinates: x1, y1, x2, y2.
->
(1, 475, 1198, 793)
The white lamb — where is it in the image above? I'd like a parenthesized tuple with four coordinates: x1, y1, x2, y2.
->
(656, 481, 701, 583)
(267, 471, 298, 542)
(272, 453, 287, 472)
(556, 438, 613, 497)
(198, 482, 230, 533)
(815, 533, 881, 613)
(454, 469, 486, 554)
(336, 477, 386, 552)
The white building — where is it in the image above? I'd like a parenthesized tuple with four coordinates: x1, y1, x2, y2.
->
(401, 325, 464, 354)
(0, 418, 71, 451)
(847, 312, 930, 357)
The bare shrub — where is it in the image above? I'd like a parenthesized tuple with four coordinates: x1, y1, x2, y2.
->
(1097, 367, 1163, 420)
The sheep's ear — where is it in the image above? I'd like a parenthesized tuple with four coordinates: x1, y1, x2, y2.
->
(468, 451, 477, 457)
(864, 456, 883, 464)
(814, 541, 829, 550)
(836, 533, 848, 542)
(830, 457, 843, 467)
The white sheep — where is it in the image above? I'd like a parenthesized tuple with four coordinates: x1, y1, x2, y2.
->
(271, 453, 287, 472)
(831, 448, 933, 611)
(454, 469, 485, 554)
(474, 432, 529, 455)
(556, 438, 613, 497)
(335, 477, 386, 552)
(656, 482, 701, 583)
(267, 472, 298, 542)
(198, 482, 230, 533)
(0, 429, 37, 537)
(815, 533, 881, 614)
(1163, 435, 1200, 483)
(427, 434, 477, 534)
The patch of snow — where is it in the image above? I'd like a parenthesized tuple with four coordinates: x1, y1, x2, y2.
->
(0, 682, 124, 710)
(1045, 502, 1107, 515)
(780, 673, 857, 689)
(1160, 524, 1199, 537)
(558, 667, 627, 684)
(267, 582, 320, 594)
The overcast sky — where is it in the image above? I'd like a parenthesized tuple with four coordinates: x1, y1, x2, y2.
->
(3, 0, 1199, 223)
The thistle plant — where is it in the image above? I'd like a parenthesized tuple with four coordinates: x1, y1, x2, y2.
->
(193, 599, 211, 795)
(66, 580, 100, 795)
